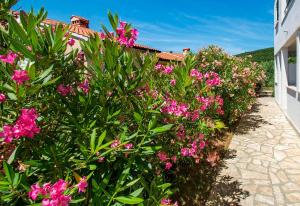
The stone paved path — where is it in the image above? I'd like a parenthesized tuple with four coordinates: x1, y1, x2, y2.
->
(224, 97, 300, 206)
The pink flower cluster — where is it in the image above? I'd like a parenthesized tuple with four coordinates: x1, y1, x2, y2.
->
(160, 198, 179, 206)
(155, 64, 174, 74)
(204, 71, 221, 87)
(195, 95, 224, 115)
(190, 69, 221, 87)
(57, 80, 90, 97)
(0, 93, 6, 103)
(116, 21, 138, 47)
(190, 69, 203, 80)
(77, 176, 88, 193)
(57, 84, 74, 96)
(0, 51, 18, 65)
(180, 134, 206, 163)
(161, 99, 189, 118)
(157, 151, 177, 170)
(110, 140, 134, 150)
(78, 79, 89, 94)
(28, 179, 71, 206)
(0, 108, 40, 143)
(67, 38, 75, 46)
(12, 70, 30, 85)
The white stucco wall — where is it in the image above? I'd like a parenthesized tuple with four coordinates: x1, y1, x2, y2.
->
(274, 0, 300, 133)
(274, 0, 300, 53)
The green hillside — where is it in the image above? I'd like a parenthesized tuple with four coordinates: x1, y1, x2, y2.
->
(236, 47, 274, 62)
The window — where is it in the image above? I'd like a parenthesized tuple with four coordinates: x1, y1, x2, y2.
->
(276, 0, 279, 21)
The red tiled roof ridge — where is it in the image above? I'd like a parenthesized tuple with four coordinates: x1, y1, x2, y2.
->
(157, 52, 184, 61)
(42, 17, 160, 51)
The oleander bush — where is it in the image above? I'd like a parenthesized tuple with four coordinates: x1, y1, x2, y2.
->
(196, 46, 265, 125)
(0, 1, 264, 206)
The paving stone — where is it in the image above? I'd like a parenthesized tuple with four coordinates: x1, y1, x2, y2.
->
(255, 194, 275, 205)
(257, 186, 273, 196)
(273, 150, 286, 161)
(218, 98, 300, 206)
(273, 186, 285, 204)
(282, 182, 300, 192)
(241, 170, 268, 180)
(286, 193, 300, 203)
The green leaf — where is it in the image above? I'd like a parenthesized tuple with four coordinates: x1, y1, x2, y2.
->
(108, 11, 118, 30)
(7, 146, 18, 164)
(115, 196, 144, 204)
(96, 130, 107, 149)
(70, 198, 86, 204)
(130, 187, 144, 197)
(151, 124, 173, 134)
(8, 16, 28, 44)
(90, 128, 97, 153)
(9, 37, 34, 59)
(39, 67, 53, 81)
(133, 112, 142, 123)
(7, 93, 17, 101)
(3, 162, 13, 184)
(89, 164, 97, 170)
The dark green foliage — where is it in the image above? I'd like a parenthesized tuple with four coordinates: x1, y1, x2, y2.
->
(236, 47, 274, 63)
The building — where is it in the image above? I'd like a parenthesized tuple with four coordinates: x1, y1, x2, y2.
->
(274, 0, 300, 132)
(13, 11, 186, 63)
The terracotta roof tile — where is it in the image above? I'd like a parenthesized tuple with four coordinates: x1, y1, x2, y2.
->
(133, 44, 161, 52)
(157, 52, 184, 62)
(42, 17, 182, 60)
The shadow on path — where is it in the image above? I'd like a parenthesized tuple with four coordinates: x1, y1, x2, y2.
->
(205, 150, 249, 206)
(233, 101, 271, 135)
(174, 150, 249, 206)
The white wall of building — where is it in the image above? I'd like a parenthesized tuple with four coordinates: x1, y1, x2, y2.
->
(274, 0, 300, 133)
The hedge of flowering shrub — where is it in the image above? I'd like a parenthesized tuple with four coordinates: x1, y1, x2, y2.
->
(0, 1, 264, 205)
(196, 46, 265, 125)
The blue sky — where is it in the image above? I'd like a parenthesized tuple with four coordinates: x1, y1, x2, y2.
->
(14, 0, 274, 54)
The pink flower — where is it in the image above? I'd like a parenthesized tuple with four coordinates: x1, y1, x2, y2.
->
(28, 183, 42, 200)
(161, 198, 178, 206)
(170, 79, 176, 86)
(124, 143, 133, 149)
(163, 66, 174, 74)
(79, 79, 89, 94)
(165, 162, 172, 170)
(0, 108, 40, 143)
(119, 21, 127, 28)
(157, 151, 169, 162)
(57, 84, 73, 96)
(176, 126, 186, 140)
(67, 38, 75, 46)
(99, 32, 106, 40)
(0, 93, 6, 103)
(190, 110, 199, 121)
(12, 70, 30, 85)
(190, 69, 203, 80)
(116, 21, 138, 48)
(0, 125, 14, 143)
(0, 51, 18, 65)
(77, 176, 88, 193)
(204, 72, 221, 87)
(13, 108, 40, 139)
(111, 139, 120, 148)
(171, 156, 177, 163)
(155, 64, 163, 71)
(181, 148, 189, 157)
(199, 141, 206, 149)
(97, 156, 105, 163)
(131, 28, 139, 38)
